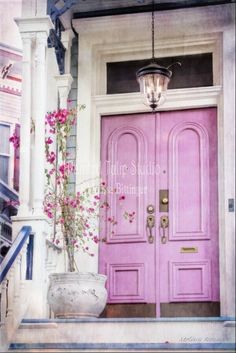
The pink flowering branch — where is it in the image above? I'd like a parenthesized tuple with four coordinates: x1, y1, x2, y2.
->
(44, 105, 106, 271)
(9, 132, 20, 149)
(10, 107, 135, 272)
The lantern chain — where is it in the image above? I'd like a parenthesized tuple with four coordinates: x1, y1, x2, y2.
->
(152, 0, 155, 61)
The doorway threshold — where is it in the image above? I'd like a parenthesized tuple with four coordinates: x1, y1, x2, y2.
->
(22, 316, 235, 324)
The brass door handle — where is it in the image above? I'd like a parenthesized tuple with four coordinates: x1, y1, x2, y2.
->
(147, 214, 155, 244)
(160, 215, 169, 244)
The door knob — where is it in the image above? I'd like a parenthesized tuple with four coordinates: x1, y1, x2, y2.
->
(161, 197, 168, 205)
(147, 204, 155, 214)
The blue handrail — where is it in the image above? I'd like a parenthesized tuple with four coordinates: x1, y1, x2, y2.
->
(0, 226, 32, 283)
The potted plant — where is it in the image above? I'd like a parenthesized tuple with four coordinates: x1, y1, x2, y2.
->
(44, 105, 108, 318)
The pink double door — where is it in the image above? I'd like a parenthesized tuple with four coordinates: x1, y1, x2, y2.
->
(99, 108, 219, 316)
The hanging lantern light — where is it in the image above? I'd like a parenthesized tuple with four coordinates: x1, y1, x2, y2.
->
(136, 1, 172, 111)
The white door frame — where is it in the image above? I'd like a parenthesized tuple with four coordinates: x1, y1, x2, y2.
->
(73, 6, 235, 317)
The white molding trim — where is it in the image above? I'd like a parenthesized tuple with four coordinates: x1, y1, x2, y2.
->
(92, 86, 222, 115)
(14, 16, 54, 35)
(55, 74, 73, 108)
(91, 33, 222, 96)
(54, 74, 73, 89)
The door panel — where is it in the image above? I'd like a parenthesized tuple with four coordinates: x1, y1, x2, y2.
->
(100, 108, 219, 315)
(159, 108, 218, 304)
(105, 124, 148, 243)
(168, 123, 210, 238)
(100, 114, 156, 304)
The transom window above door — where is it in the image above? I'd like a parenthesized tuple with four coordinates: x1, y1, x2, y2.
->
(107, 53, 213, 94)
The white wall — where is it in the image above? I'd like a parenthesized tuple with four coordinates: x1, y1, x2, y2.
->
(0, 0, 22, 49)
(0, 0, 22, 189)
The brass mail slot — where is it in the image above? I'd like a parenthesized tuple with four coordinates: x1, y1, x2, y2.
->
(180, 247, 198, 253)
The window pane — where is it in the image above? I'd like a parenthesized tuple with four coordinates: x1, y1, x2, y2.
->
(0, 124, 10, 154)
(0, 155, 9, 184)
(107, 53, 213, 94)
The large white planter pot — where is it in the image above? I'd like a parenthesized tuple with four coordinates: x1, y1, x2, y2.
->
(47, 272, 107, 318)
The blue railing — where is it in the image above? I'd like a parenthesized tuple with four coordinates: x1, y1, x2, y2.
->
(0, 226, 33, 283)
(0, 179, 19, 204)
(0, 180, 19, 249)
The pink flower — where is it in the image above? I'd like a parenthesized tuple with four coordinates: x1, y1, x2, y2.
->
(45, 112, 56, 127)
(69, 199, 77, 208)
(45, 137, 53, 144)
(47, 151, 56, 164)
(93, 236, 99, 243)
(9, 133, 20, 149)
(119, 195, 125, 201)
(49, 168, 55, 175)
(59, 162, 75, 177)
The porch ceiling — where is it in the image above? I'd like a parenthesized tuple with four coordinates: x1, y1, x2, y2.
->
(71, 0, 234, 18)
(50, 0, 235, 21)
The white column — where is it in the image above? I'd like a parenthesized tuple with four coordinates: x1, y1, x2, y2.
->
(14, 17, 54, 218)
(17, 34, 32, 216)
(32, 32, 48, 214)
(22, 0, 47, 17)
(13, 16, 54, 319)
(54, 74, 73, 108)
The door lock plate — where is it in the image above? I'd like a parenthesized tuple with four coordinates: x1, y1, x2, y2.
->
(159, 190, 169, 212)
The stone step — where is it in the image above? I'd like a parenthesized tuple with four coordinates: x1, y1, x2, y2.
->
(8, 342, 236, 352)
(9, 317, 236, 352)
